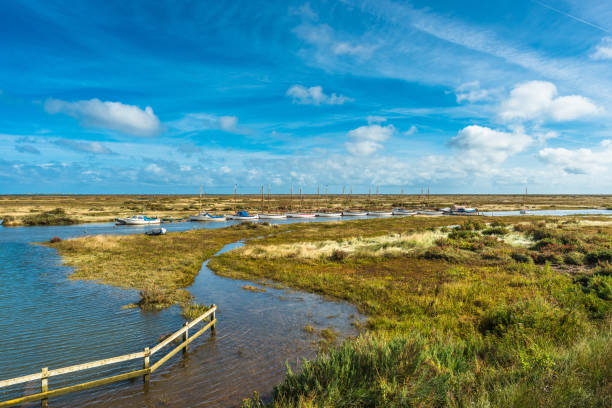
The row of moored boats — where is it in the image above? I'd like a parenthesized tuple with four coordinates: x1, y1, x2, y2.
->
(115, 206, 481, 225)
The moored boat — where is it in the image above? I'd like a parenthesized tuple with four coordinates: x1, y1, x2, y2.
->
(190, 212, 226, 221)
(286, 213, 316, 218)
(145, 227, 167, 235)
(227, 210, 258, 221)
(315, 212, 342, 217)
(392, 208, 416, 216)
(442, 205, 479, 215)
(417, 210, 444, 216)
(367, 211, 393, 216)
(258, 213, 287, 219)
(342, 211, 367, 216)
(116, 215, 161, 225)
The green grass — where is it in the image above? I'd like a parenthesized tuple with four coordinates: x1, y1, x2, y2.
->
(206, 218, 612, 408)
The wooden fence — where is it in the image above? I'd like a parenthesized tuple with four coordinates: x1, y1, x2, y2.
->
(0, 305, 217, 407)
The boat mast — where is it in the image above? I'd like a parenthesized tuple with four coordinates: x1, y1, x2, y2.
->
(290, 185, 293, 211)
(299, 186, 303, 210)
(234, 184, 237, 212)
(261, 185, 264, 213)
(199, 185, 202, 213)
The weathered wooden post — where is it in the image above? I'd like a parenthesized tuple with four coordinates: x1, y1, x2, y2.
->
(143, 347, 150, 383)
(183, 322, 189, 354)
(41, 367, 49, 408)
(211, 304, 216, 336)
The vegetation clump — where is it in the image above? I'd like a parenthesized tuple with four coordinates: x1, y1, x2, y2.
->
(21, 208, 78, 226)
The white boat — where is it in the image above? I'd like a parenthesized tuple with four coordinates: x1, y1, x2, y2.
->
(145, 227, 167, 236)
(392, 209, 416, 216)
(286, 213, 316, 218)
(227, 211, 259, 221)
(258, 213, 287, 219)
(190, 212, 226, 221)
(367, 211, 393, 216)
(342, 211, 367, 216)
(116, 215, 161, 225)
(315, 212, 342, 217)
(417, 210, 444, 216)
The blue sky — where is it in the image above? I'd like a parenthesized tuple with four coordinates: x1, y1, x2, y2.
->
(1, 0, 611, 193)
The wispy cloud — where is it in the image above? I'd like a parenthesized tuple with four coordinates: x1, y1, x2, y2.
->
(286, 85, 352, 105)
(53, 139, 115, 155)
(168, 113, 246, 134)
(591, 37, 612, 60)
(44, 98, 161, 137)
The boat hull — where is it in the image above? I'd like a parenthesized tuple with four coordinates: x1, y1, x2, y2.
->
(258, 214, 287, 219)
(392, 210, 416, 216)
(286, 213, 316, 218)
(190, 214, 226, 221)
(342, 211, 367, 216)
(315, 213, 342, 217)
(367, 211, 393, 216)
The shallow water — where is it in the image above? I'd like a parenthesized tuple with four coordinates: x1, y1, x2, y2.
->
(0, 219, 364, 407)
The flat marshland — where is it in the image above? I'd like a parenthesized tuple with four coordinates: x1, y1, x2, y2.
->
(46, 216, 611, 407)
(3, 193, 612, 225)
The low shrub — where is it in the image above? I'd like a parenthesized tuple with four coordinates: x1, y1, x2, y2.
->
(329, 249, 348, 262)
(49, 236, 62, 243)
(585, 249, 612, 265)
(21, 208, 78, 226)
(482, 226, 508, 235)
(511, 251, 533, 264)
(564, 251, 585, 266)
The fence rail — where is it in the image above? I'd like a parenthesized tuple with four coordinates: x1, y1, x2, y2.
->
(0, 305, 217, 407)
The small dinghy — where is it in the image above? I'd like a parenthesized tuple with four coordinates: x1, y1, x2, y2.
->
(286, 213, 316, 218)
(190, 212, 226, 222)
(367, 211, 393, 216)
(145, 227, 167, 236)
(227, 210, 258, 221)
(342, 211, 367, 216)
(258, 213, 287, 219)
(315, 212, 342, 217)
(116, 215, 161, 225)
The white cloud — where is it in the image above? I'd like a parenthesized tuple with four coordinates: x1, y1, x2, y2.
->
(591, 37, 612, 60)
(44, 98, 160, 137)
(169, 113, 245, 134)
(449, 125, 532, 163)
(499, 81, 601, 122)
(403, 125, 418, 136)
(366, 116, 386, 124)
(345, 124, 394, 156)
(293, 22, 378, 60)
(538, 140, 612, 175)
(455, 81, 489, 103)
(286, 85, 352, 105)
(53, 139, 114, 155)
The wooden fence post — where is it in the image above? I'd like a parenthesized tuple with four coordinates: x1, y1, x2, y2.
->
(211, 305, 216, 336)
(183, 322, 189, 354)
(41, 367, 49, 408)
(143, 347, 150, 383)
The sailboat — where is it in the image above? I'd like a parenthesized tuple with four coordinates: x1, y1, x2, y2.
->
(316, 185, 341, 216)
(286, 186, 316, 218)
(367, 186, 392, 216)
(258, 185, 287, 219)
(226, 185, 259, 220)
(341, 186, 367, 216)
(190, 185, 226, 221)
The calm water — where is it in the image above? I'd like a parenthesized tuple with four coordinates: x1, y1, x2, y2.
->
(0, 218, 365, 407)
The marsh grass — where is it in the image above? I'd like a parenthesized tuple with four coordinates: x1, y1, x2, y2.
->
(45, 224, 268, 309)
(208, 218, 612, 408)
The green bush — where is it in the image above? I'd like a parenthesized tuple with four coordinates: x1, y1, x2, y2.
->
(564, 251, 585, 266)
(585, 249, 612, 264)
(482, 226, 508, 235)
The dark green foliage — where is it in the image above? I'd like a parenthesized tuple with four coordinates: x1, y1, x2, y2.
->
(21, 207, 78, 226)
(482, 226, 508, 235)
(585, 249, 612, 264)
